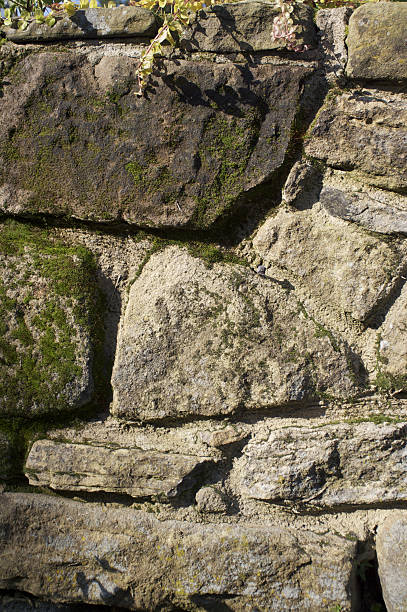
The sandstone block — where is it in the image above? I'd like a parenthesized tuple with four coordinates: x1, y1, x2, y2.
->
(0, 493, 356, 610)
(376, 282, 407, 392)
(195, 486, 228, 513)
(377, 512, 407, 612)
(0, 220, 101, 417)
(25, 438, 215, 500)
(4, 7, 157, 42)
(111, 246, 359, 421)
(252, 206, 407, 324)
(346, 3, 407, 81)
(316, 7, 352, 83)
(181, 0, 316, 52)
(320, 170, 407, 235)
(0, 48, 309, 228)
(305, 89, 407, 192)
(234, 420, 407, 508)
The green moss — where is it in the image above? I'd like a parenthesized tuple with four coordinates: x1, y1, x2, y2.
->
(0, 219, 105, 419)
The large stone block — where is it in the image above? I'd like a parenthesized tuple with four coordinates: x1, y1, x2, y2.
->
(0, 45, 309, 228)
(234, 419, 407, 508)
(181, 0, 316, 52)
(0, 493, 357, 610)
(252, 206, 407, 324)
(346, 3, 407, 81)
(4, 7, 157, 42)
(377, 513, 407, 612)
(305, 89, 407, 192)
(0, 220, 102, 417)
(111, 246, 359, 422)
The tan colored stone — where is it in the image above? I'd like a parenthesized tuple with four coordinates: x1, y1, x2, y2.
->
(376, 282, 407, 391)
(234, 420, 407, 508)
(346, 3, 407, 81)
(0, 492, 356, 610)
(252, 205, 407, 324)
(195, 486, 228, 513)
(377, 512, 407, 612)
(4, 7, 156, 42)
(111, 246, 359, 422)
(181, 0, 316, 52)
(305, 89, 407, 192)
(316, 7, 353, 83)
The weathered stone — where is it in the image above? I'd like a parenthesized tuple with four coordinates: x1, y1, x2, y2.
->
(195, 486, 228, 513)
(25, 438, 215, 500)
(0, 592, 82, 611)
(252, 205, 407, 323)
(4, 7, 157, 42)
(111, 246, 359, 421)
(181, 0, 316, 52)
(377, 512, 407, 612)
(234, 420, 407, 508)
(316, 7, 353, 83)
(0, 47, 309, 228)
(0, 493, 356, 610)
(376, 282, 407, 392)
(346, 3, 407, 81)
(321, 170, 407, 235)
(0, 220, 102, 417)
(305, 89, 407, 192)
(282, 159, 322, 208)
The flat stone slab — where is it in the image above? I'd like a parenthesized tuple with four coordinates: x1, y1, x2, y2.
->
(0, 492, 356, 610)
(377, 513, 407, 612)
(181, 0, 316, 52)
(346, 3, 407, 81)
(0, 46, 309, 228)
(25, 438, 216, 500)
(111, 246, 359, 422)
(321, 170, 407, 235)
(234, 420, 407, 508)
(305, 89, 407, 192)
(0, 220, 100, 417)
(4, 7, 156, 42)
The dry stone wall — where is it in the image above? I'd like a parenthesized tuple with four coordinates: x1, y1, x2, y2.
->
(1, 3, 407, 611)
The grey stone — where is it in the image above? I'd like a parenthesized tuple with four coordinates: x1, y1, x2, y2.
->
(305, 89, 407, 192)
(111, 246, 359, 422)
(0, 492, 356, 610)
(320, 171, 407, 235)
(234, 420, 407, 508)
(4, 7, 156, 42)
(346, 3, 407, 81)
(0, 220, 100, 418)
(252, 205, 407, 324)
(377, 512, 407, 612)
(181, 0, 316, 52)
(316, 7, 353, 83)
(25, 438, 215, 500)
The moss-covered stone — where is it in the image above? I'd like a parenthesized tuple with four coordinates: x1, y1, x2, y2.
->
(0, 220, 104, 418)
(0, 48, 310, 229)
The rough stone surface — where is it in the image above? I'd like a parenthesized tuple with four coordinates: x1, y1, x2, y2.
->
(25, 438, 216, 500)
(0, 493, 356, 611)
(0, 220, 101, 417)
(377, 512, 407, 612)
(376, 282, 407, 391)
(316, 7, 352, 83)
(4, 7, 157, 42)
(320, 169, 407, 235)
(234, 420, 407, 508)
(305, 89, 407, 192)
(0, 47, 309, 228)
(252, 205, 407, 324)
(346, 3, 407, 81)
(195, 486, 228, 513)
(112, 246, 360, 421)
(181, 0, 316, 52)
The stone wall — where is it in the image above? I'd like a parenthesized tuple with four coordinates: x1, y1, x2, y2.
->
(1, 2, 407, 610)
